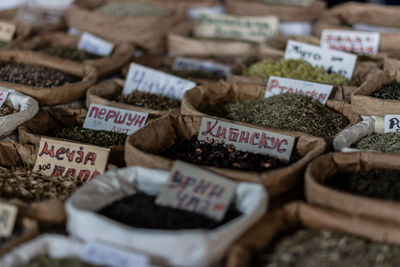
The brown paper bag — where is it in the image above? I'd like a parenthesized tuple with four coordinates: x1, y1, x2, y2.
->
(0, 50, 97, 106)
(11, 32, 135, 78)
(125, 112, 326, 197)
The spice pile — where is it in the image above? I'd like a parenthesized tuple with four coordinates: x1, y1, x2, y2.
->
(24, 256, 99, 267)
(354, 132, 400, 153)
(34, 47, 103, 62)
(95, 2, 171, 17)
(114, 91, 180, 110)
(0, 105, 15, 117)
(369, 83, 400, 100)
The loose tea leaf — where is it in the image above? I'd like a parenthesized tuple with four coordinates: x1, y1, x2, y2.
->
(325, 169, 400, 202)
(114, 90, 180, 110)
(207, 94, 349, 137)
(354, 132, 400, 153)
(35, 46, 103, 62)
(255, 229, 400, 267)
(0, 63, 80, 88)
(52, 126, 127, 147)
(369, 83, 400, 100)
(0, 166, 84, 203)
(98, 192, 241, 230)
(25, 256, 100, 267)
(0, 105, 15, 117)
(161, 138, 289, 172)
(95, 2, 171, 17)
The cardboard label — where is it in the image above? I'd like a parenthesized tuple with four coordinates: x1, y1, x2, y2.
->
(187, 5, 226, 19)
(197, 117, 295, 163)
(353, 23, 400, 33)
(83, 104, 148, 135)
(172, 57, 231, 77)
(279, 22, 312, 37)
(261, 0, 313, 7)
(194, 13, 279, 43)
(321, 30, 380, 55)
(78, 32, 114, 57)
(68, 27, 83, 36)
(265, 76, 333, 104)
(0, 21, 16, 42)
(156, 161, 237, 221)
(284, 40, 357, 80)
(0, 203, 17, 238)
(384, 115, 400, 133)
(0, 91, 9, 108)
(122, 63, 196, 100)
(33, 138, 110, 181)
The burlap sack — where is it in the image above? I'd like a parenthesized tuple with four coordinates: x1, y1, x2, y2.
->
(352, 70, 400, 116)
(0, 20, 31, 49)
(305, 151, 400, 228)
(65, 0, 185, 54)
(0, 50, 97, 106)
(265, 35, 320, 51)
(125, 112, 326, 197)
(226, 201, 400, 267)
(11, 32, 135, 78)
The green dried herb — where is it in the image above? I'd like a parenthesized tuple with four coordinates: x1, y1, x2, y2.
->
(35, 46, 103, 62)
(52, 126, 127, 147)
(369, 83, 400, 100)
(25, 256, 100, 267)
(95, 2, 171, 17)
(114, 91, 180, 111)
(0, 105, 15, 117)
(354, 132, 400, 153)
(208, 94, 349, 137)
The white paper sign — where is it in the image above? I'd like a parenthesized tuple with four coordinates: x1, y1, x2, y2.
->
(0, 203, 17, 238)
(83, 104, 148, 135)
(284, 40, 357, 80)
(197, 117, 295, 163)
(187, 5, 226, 19)
(156, 161, 237, 221)
(265, 76, 333, 104)
(353, 23, 400, 33)
(68, 27, 83, 36)
(122, 63, 196, 100)
(279, 22, 312, 37)
(78, 32, 114, 57)
(384, 114, 400, 133)
(0, 91, 9, 108)
(321, 30, 380, 55)
(172, 57, 231, 77)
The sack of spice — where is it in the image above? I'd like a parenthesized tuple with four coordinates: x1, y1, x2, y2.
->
(226, 201, 400, 267)
(0, 89, 39, 140)
(12, 32, 135, 78)
(66, 165, 267, 266)
(0, 20, 31, 49)
(0, 50, 97, 106)
(65, 0, 185, 54)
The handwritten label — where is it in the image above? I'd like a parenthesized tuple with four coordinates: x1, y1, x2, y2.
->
(321, 30, 380, 55)
(122, 63, 196, 100)
(265, 76, 333, 104)
(172, 57, 231, 77)
(284, 40, 357, 80)
(261, 0, 313, 7)
(156, 161, 236, 221)
(353, 23, 400, 33)
(198, 117, 295, 163)
(279, 22, 312, 37)
(81, 242, 150, 267)
(187, 5, 226, 19)
(384, 115, 400, 133)
(78, 32, 114, 57)
(194, 13, 279, 43)
(0, 21, 16, 42)
(83, 104, 148, 135)
(0, 203, 17, 238)
(0, 91, 9, 108)
(33, 138, 110, 181)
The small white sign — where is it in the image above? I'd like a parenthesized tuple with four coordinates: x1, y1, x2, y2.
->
(284, 40, 357, 80)
(384, 114, 400, 133)
(198, 117, 295, 163)
(156, 161, 237, 221)
(0, 203, 17, 238)
(265, 76, 333, 104)
(187, 5, 226, 19)
(122, 63, 196, 100)
(353, 23, 400, 33)
(83, 104, 148, 135)
(78, 32, 114, 57)
(279, 22, 312, 37)
(172, 57, 231, 77)
(68, 27, 83, 36)
(0, 91, 9, 108)
(0, 21, 16, 42)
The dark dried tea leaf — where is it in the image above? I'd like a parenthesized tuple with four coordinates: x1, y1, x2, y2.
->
(370, 83, 400, 100)
(0, 105, 15, 117)
(114, 90, 180, 111)
(35, 46, 103, 62)
(354, 132, 400, 153)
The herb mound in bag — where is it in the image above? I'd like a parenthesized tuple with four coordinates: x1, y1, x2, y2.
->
(114, 90, 180, 110)
(95, 2, 171, 17)
(98, 192, 241, 230)
(208, 94, 349, 137)
(353, 132, 400, 153)
(161, 138, 289, 172)
(24, 256, 99, 267)
(34, 47, 103, 62)
(0, 105, 16, 117)
(369, 83, 400, 100)
(254, 229, 400, 267)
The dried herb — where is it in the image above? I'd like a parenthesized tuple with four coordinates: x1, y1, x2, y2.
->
(24, 256, 100, 267)
(161, 138, 289, 172)
(95, 2, 171, 17)
(0, 63, 80, 88)
(354, 132, 400, 153)
(0, 166, 83, 203)
(369, 83, 400, 100)
(0, 105, 15, 117)
(34, 46, 103, 62)
(255, 229, 400, 267)
(52, 126, 127, 147)
(114, 90, 180, 110)
(98, 192, 241, 230)
(207, 94, 349, 137)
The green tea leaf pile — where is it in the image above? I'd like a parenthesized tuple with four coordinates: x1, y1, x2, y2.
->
(95, 2, 171, 17)
(369, 83, 400, 100)
(35, 47, 103, 62)
(354, 132, 400, 153)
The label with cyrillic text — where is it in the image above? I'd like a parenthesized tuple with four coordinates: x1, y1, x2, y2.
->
(187, 5, 226, 19)
(0, 91, 9, 107)
(353, 23, 400, 33)
(321, 30, 380, 55)
(284, 40, 357, 80)
(384, 114, 400, 133)
(194, 13, 279, 43)
(197, 117, 295, 162)
(33, 138, 110, 181)
(0, 21, 16, 42)
(156, 161, 236, 221)
(83, 104, 148, 135)
(0, 203, 17, 238)
(78, 32, 114, 56)
(172, 57, 231, 77)
(122, 63, 196, 100)
(265, 76, 333, 104)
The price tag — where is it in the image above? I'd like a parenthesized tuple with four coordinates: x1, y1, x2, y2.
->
(353, 23, 400, 33)
(279, 22, 312, 37)
(261, 0, 313, 7)
(265, 76, 333, 104)
(33, 137, 110, 181)
(194, 13, 279, 43)
(187, 5, 226, 19)
(197, 117, 295, 163)
(321, 30, 380, 55)
(172, 57, 231, 77)
(0, 91, 9, 108)
(384, 114, 400, 133)
(83, 104, 148, 135)
(122, 63, 196, 100)
(78, 32, 114, 57)
(68, 27, 83, 36)
(0, 21, 16, 42)
(0, 203, 17, 238)
(156, 161, 237, 221)
(284, 40, 357, 80)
